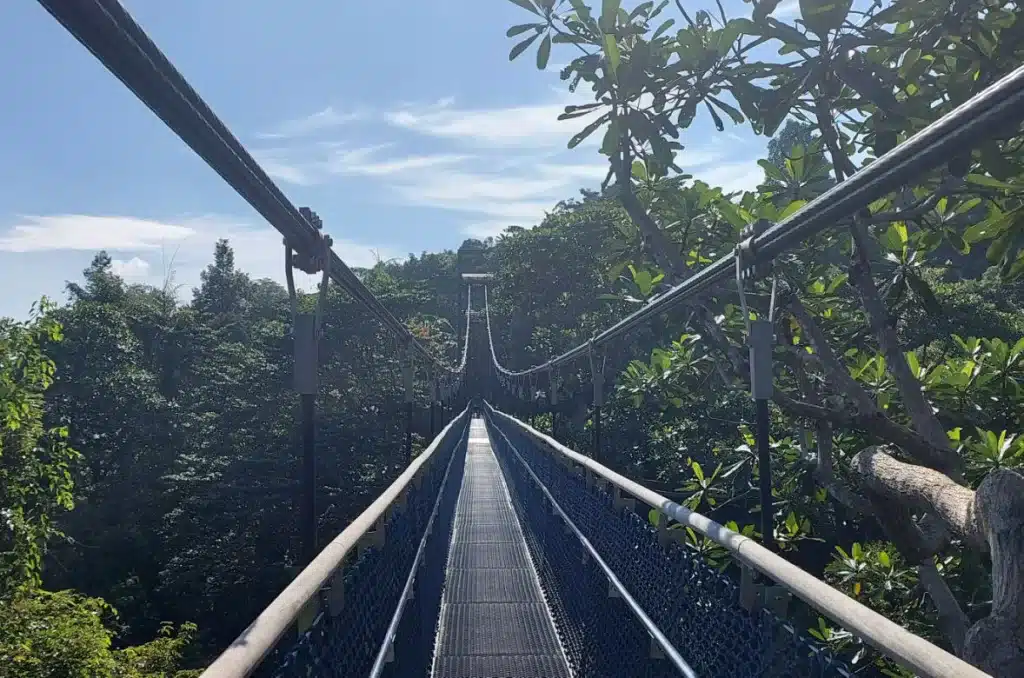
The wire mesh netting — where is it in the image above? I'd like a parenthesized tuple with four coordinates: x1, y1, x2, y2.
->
(487, 410, 853, 678)
(259, 414, 469, 678)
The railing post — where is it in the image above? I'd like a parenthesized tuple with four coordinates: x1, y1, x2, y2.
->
(403, 347, 415, 462)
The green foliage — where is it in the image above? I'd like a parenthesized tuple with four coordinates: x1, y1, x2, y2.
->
(0, 589, 196, 678)
(502, 0, 1024, 670)
(0, 302, 77, 595)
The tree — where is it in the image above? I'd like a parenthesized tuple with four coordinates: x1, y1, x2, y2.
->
(504, 0, 1024, 672)
(766, 120, 816, 170)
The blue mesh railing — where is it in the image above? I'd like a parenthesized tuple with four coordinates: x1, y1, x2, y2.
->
(202, 409, 470, 678)
(486, 406, 848, 678)
(484, 403, 986, 678)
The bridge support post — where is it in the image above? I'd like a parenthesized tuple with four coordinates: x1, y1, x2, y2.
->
(285, 214, 332, 567)
(294, 313, 319, 567)
(548, 368, 558, 440)
(737, 219, 777, 553)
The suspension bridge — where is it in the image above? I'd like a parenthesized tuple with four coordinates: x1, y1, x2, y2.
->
(31, 1, 1024, 677)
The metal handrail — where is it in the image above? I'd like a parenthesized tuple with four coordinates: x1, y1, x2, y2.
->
(486, 403, 991, 678)
(200, 407, 471, 678)
(368, 418, 469, 676)
(485, 409, 698, 678)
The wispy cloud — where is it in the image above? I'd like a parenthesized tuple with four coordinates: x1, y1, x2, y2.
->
(0, 213, 398, 295)
(252, 87, 768, 240)
(257, 106, 365, 140)
(254, 143, 469, 186)
(0, 214, 196, 252)
(383, 96, 599, 149)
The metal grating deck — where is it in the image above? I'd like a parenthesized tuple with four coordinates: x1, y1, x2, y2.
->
(432, 417, 571, 678)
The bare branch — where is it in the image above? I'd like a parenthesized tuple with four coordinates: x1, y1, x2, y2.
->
(848, 221, 959, 474)
(787, 295, 879, 416)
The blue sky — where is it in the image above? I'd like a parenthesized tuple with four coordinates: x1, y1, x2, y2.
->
(0, 0, 798, 319)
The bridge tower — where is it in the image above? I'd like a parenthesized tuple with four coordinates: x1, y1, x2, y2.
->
(456, 239, 494, 400)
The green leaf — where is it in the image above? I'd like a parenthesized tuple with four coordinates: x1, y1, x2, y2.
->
(603, 34, 621, 76)
(631, 160, 648, 181)
(599, 117, 620, 156)
(714, 20, 744, 56)
(509, 32, 541, 61)
(906, 270, 941, 316)
(652, 19, 675, 40)
(851, 542, 863, 560)
(506, 0, 541, 15)
(761, 18, 816, 48)
(704, 101, 725, 131)
(988, 230, 1014, 264)
(779, 199, 807, 220)
(799, 0, 852, 37)
(601, 0, 621, 31)
(507, 23, 540, 37)
(536, 34, 552, 69)
(966, 173, 1019, 191)
(567, 113, 611, 149)
(759, 160, 788, 183)
(552, 33, 589, 44)
(708, 96, 745, 125)
(881, 222, 908, 253)
(900, 48, 921, 75)
(826, 273, 848, 293)
(905, 351, 920, 377)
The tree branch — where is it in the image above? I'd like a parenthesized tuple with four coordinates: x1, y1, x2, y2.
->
(772, 391, 952, 468)
(848, 221, 960, 474)
(787, 295, 879, 416)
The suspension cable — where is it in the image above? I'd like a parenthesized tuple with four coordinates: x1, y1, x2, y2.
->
(480, 62, 1024, 379)
(35, 0, 464, 375)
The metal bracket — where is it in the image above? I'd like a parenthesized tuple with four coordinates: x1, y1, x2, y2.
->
(735, 218, 776, 401)
(284, 210, 333, 395)
(735, 218, 773, 284)
(749, 319, 774, 400)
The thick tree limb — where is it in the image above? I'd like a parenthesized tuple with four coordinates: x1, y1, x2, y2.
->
(852, 446, 982, 548)
(855, 481, 971, 651)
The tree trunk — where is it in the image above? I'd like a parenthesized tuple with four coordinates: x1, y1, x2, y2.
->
(963, 469, 1024, 676)
(853, 447, 1024, 672)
